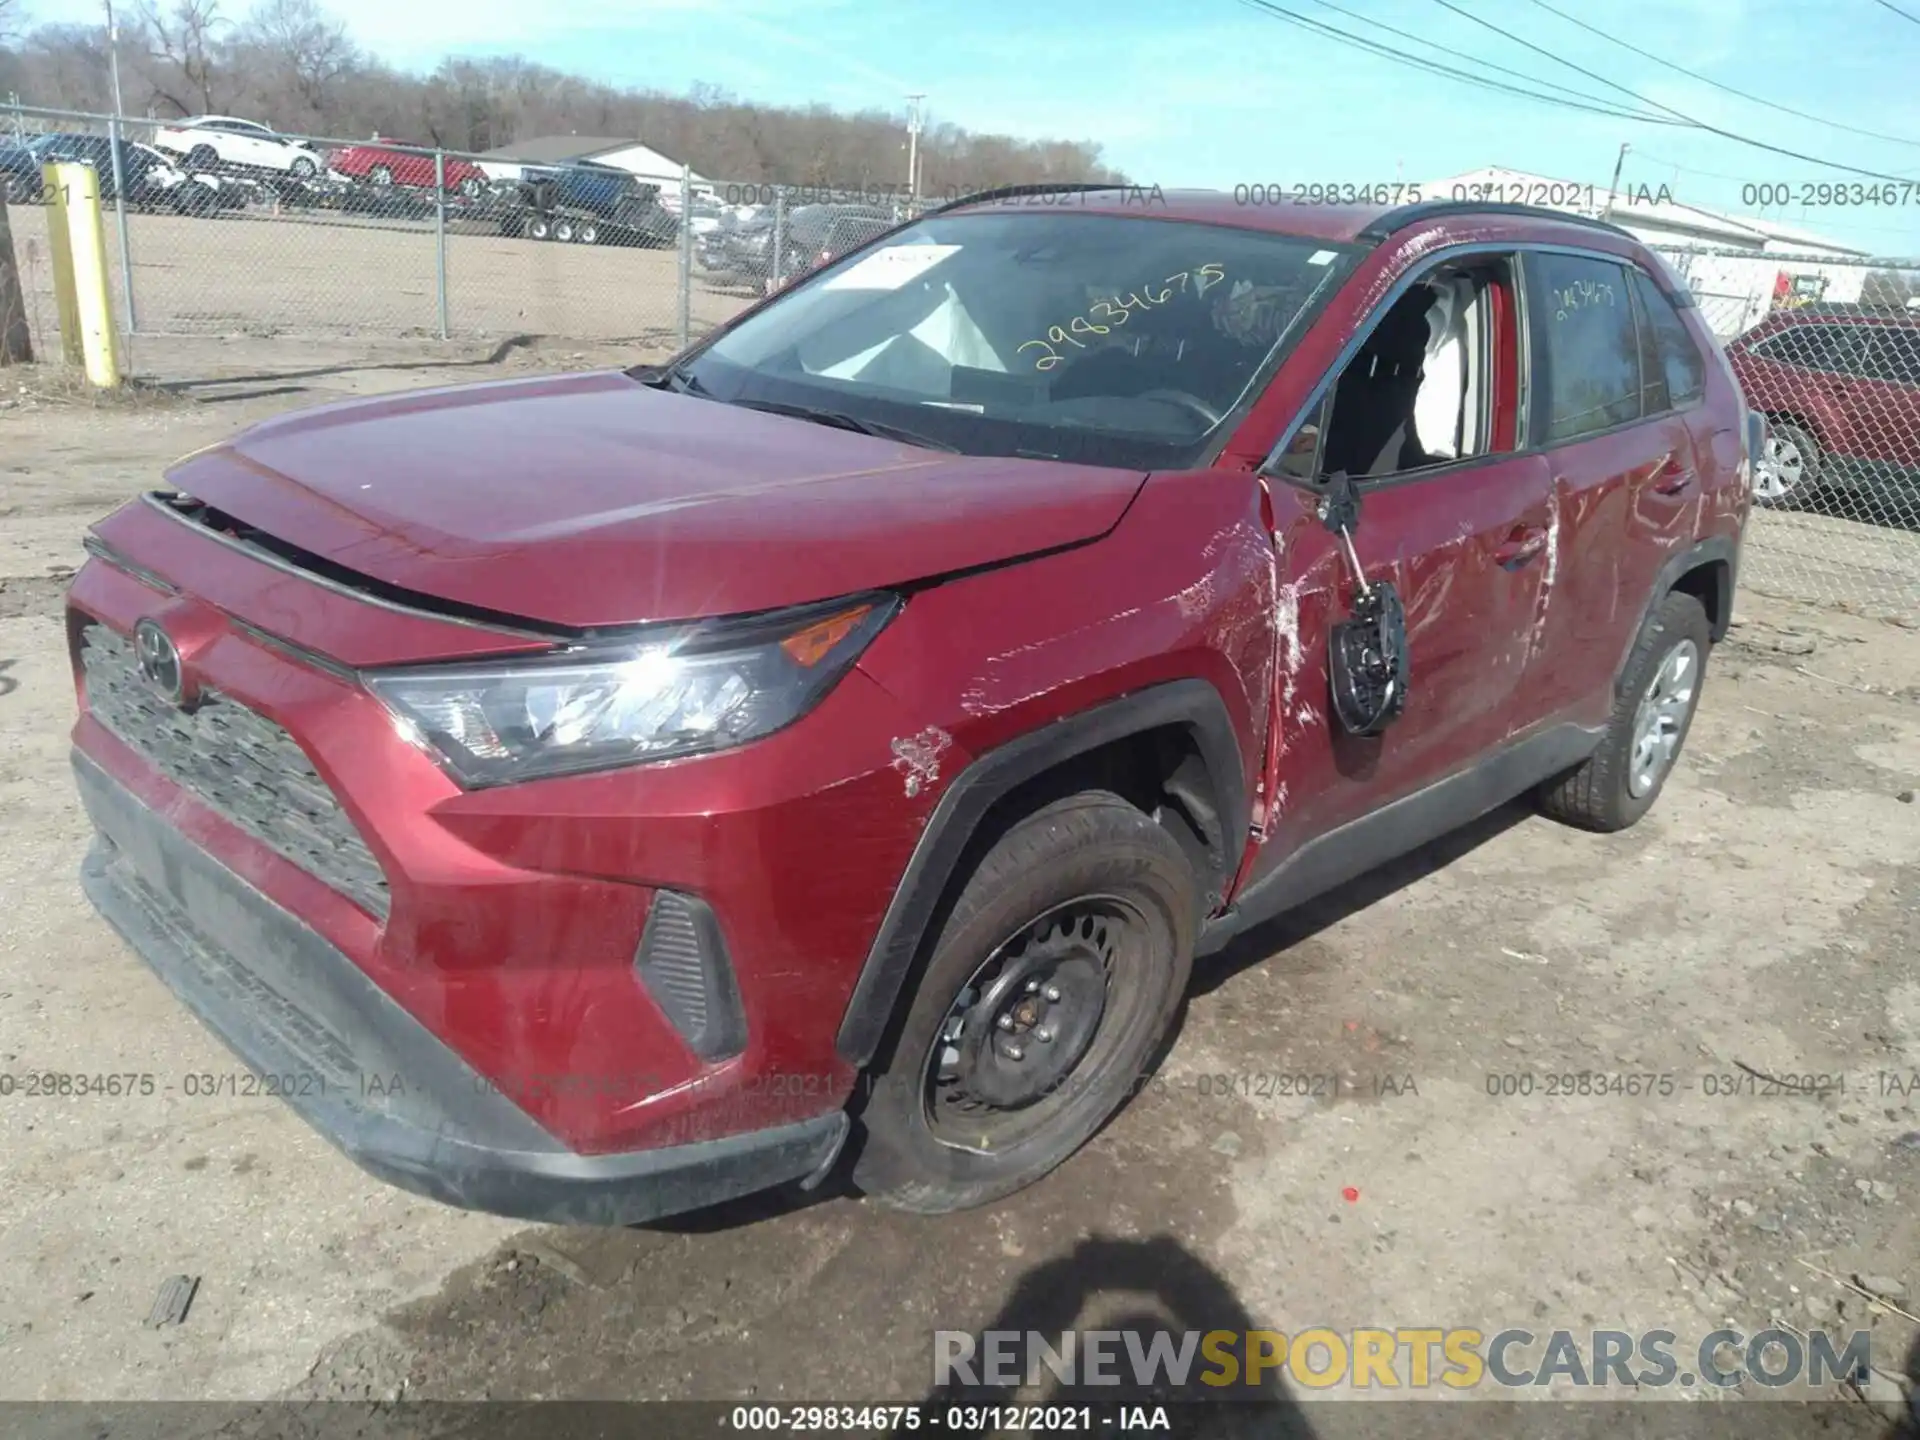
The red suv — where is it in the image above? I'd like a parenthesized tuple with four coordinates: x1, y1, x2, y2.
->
(67, 190, 1755, 1225)
(329, 136, 488, 197)
(1727, 303, 1920, 504)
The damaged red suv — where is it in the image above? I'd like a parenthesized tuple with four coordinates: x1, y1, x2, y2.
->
(68, 189, 1756, 1224)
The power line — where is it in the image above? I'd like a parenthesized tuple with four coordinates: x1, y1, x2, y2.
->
(1868, 0, 1920, 26)
(1426, 0, 1920, 185)
(1522, 0, 1920, 152)
(1294, 0, 1679, 123)
(1233, 0, 1689, 127)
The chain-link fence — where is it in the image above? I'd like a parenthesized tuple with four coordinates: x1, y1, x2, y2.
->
(0, 103, 929, 364)
(1650, 244, 1920, 623)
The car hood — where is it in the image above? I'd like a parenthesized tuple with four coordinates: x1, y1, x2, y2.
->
(163, 370, 1148, 630)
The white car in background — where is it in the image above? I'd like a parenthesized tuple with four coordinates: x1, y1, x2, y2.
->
(152, 116, 326, 179)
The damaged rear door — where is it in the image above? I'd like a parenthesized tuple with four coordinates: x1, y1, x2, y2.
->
(1515, 251, 1702, 725)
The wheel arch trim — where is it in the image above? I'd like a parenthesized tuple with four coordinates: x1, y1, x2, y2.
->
(833, 679, 1248, 1067)
(1614, 533, 1740, 697)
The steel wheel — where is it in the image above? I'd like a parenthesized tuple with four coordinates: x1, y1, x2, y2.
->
(924, 895, 1151, 1154)
(1628, 638, 1699, 799)
(1754, 435, 1804, 503)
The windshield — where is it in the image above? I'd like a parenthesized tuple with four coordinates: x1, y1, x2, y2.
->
(682, 211, 1353, 469)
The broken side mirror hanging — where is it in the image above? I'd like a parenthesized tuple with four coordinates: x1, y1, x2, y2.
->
(1318, 471, 1410, 736)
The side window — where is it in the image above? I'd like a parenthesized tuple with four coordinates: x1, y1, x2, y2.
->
(1857, 326, 1920, 386)
(1312, 257, 1510, 482)
(1754, 323, 1860, 375)
(1632, 269, 1706, 407)
(1524, 252, 1641, 443)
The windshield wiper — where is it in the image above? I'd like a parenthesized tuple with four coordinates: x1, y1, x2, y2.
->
(629, 360, 707, 395)
(730, 398, 958, 452)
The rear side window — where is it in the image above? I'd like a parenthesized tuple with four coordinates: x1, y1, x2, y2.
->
(1632, 269, 1706, 406)
(1525, 252, 1641, 442)
(1857, 325, 1920, 386)
(1751, 322, 1861, 375)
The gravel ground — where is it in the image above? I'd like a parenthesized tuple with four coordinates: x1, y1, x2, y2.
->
(3, 346, 1919, 1435)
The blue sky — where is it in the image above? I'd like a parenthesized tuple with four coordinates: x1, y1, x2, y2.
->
(26, 0, 1920, 252)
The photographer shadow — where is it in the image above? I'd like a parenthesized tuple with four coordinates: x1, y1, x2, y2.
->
(897, 1233, 1316, 1439)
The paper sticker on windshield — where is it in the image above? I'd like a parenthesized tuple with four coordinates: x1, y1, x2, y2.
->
(1308, 250, 1337, 266)
(823, 244, 961, 291)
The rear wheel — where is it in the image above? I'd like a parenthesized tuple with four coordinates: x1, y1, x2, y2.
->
(1754, 421, 1821, 506)
(289, 156, 317, 180)
(575, 220, 600, 245)
(526, 214, 553, 241)
(369, 164, 394, 187)
(186, 144, 217, 171)
(850, 792, 1197, 1214)
(552, 217, 576, 243)
(1537, 590, 1711, 832)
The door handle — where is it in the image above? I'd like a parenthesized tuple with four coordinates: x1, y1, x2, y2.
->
(1652, 452, 1695, 496)
(1494, 525, 1548, 568)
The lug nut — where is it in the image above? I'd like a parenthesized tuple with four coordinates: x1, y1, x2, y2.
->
(1025, 978, 1041, 994)
(1044, 985, 1061, 1002)
(996, 1014, 1015, 1031)
(1005, 1044, 1025, 1061)
(1035, 1026, 1054, 1043)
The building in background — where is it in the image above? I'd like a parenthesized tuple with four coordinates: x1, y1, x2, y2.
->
(476, 136, 712, 207)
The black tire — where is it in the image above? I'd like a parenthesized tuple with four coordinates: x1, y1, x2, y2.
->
(289, 155, 317, 180)
(850, 791, 1198, 1214)
(369, 164, 394, 187)
(526, 214, 552, 241)
(552, 217, 576, 243)
(186, 144, 217, 171)
(1756, 420, 1822, 507)
(575, 220, 600, 245)
(1537, 590, 1712, 833)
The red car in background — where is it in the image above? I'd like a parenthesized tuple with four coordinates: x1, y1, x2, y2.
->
(1727, 303, 1920, 504)
(328, 136, 488, 197)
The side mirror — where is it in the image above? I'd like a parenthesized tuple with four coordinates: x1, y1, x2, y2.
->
(1318, 472, 1410, 737)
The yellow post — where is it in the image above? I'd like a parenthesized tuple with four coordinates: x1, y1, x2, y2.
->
(43, 161, 123, 387)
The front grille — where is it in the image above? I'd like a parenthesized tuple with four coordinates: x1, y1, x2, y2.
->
(80, 625, 392, 920)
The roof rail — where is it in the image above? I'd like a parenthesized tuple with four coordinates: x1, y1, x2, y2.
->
(925, 182, 1122, 214)
(1358, 200, 1636, 243)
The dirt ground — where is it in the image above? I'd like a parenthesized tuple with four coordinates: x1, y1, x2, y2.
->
(4, 342, 1920, 1431)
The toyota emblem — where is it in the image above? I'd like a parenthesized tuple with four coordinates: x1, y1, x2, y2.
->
(133, 618, 186, 706)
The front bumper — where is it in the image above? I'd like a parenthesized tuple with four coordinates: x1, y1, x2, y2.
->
(74, 750, 848, 1225)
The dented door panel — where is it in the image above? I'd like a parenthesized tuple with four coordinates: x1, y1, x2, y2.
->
(1247, 451, 1552, 878)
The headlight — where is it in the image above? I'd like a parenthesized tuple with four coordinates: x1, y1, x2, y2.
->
(364, 594, 898, 787)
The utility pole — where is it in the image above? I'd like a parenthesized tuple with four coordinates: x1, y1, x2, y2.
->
(103, 0, 137, 334)
(1602, 141, 1630, 219)
(905, 93, 924, 206)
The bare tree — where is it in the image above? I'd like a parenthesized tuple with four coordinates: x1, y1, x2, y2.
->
(234, 0, 352, 121)
(135, 0, 227, 116)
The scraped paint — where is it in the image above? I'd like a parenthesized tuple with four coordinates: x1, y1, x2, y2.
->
(890, 727, 953, 797)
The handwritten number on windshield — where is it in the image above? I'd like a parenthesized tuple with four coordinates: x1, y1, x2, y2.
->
(1018, 264, 1226, 371)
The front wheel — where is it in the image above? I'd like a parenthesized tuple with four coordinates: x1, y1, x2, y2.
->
(1536, 590, 1711, 832)
(369, 164, 394, 187)
(850, 792, 1198, 1214)
(458, 175, 483, 198)
(289, 156, 317, 180)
